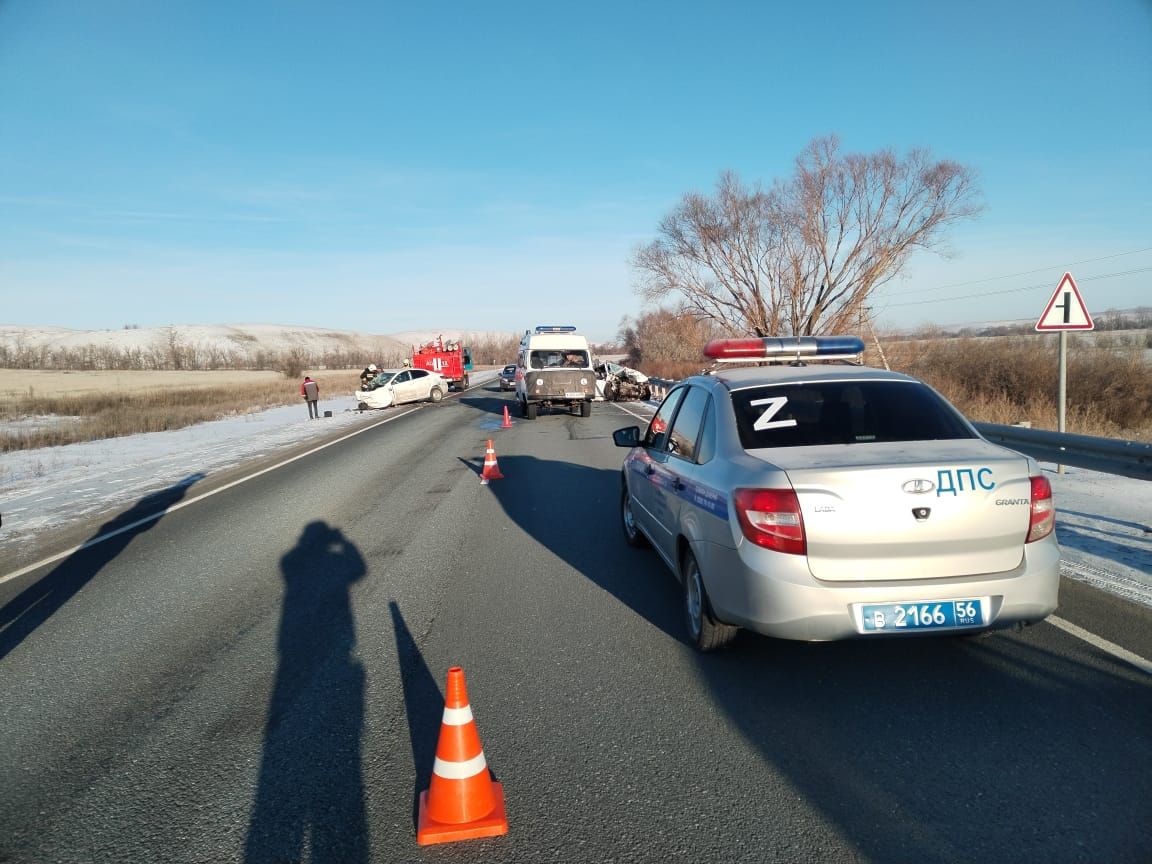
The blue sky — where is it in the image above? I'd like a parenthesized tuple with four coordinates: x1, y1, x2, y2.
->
(1, 0, 1149, 343)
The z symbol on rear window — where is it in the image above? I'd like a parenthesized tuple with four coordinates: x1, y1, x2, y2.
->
(751, 396, 796, 431)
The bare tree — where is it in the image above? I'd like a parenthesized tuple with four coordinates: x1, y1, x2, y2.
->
(619, 307, 721, 367)
(633, 135, 982, 336)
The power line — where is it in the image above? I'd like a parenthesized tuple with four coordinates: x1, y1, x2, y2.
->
(883, 246, 1152, 298)
(883, 266, 1152, 308)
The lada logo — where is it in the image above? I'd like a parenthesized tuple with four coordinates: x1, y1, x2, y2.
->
(901, 478, 936, 495)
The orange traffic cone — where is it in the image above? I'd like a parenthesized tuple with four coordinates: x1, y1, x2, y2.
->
(479, 439, 504, 484)
(417, 667, 509, 845)
(501, 405, 513, 429)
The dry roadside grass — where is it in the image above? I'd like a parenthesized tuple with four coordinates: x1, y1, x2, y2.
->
(638, 333, 1151, 441)
(884, 334, 1151, 440)
(0, 369, 287, 398)
(1, 369, 364, 452)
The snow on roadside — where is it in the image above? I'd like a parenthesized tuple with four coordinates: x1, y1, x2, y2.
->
(0, 395, 372, 558)
(1044, 464, 1152, 607)
(1, 384, 1149, 610)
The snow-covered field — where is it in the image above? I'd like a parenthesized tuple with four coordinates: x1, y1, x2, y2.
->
(1, 376, 1149, 607)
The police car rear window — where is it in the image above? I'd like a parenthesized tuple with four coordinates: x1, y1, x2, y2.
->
(730, 381, 975, 449)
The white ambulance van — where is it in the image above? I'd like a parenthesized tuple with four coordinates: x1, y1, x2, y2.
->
(516, 325, 597, 419)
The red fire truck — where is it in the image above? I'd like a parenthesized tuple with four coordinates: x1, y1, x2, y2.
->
(411, 336, 473, 391)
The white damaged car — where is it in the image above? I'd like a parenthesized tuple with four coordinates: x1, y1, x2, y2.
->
(595, 361, 652, 402)
(355, 368, 448, 410)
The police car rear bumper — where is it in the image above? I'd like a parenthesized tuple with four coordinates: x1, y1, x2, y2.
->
(700, 538, 1061, 641)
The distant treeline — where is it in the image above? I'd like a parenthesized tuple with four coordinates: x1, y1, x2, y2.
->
(0, 332, 528, 375)
(0, 342, 405, 375)
(934, 307, 1152, 338)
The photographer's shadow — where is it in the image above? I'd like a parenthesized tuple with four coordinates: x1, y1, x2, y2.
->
(244, 521, 368, 864)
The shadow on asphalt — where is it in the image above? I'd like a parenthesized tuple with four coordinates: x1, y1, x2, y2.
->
(685, 624, 1152, 862)
(483, 452, 686, 644)
(458, 392, 518, 417)
(244, 521, 368, 864)
(390, 600, 473, 829)
(0, 473, 205, 661)
(477, 448, 1152, 862)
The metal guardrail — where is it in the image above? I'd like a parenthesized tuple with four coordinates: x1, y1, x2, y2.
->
(648, 378, 675, 400)
(647, 378, 1151, 481)
(973, 423, 1151, 481)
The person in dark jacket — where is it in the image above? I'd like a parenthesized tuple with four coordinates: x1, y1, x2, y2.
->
(301, 376, 320, 419)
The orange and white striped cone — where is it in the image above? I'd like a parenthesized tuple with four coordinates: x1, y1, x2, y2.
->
(479, 439, 504, 485)
(416, 667, 509, 845)
(501, 405, 513, 429)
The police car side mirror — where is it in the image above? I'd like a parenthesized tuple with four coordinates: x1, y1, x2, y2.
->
(613, 426, 641, 448)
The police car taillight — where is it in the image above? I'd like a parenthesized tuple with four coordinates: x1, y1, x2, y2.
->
(703, 336, 865, 363)
(1027, 475, 1055, 543)
(734, 489, 806, 555)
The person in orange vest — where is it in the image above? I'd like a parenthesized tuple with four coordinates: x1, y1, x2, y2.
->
(301, 376, 320, 419)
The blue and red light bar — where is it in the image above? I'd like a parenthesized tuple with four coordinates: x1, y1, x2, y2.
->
(703, 336, 865, 362)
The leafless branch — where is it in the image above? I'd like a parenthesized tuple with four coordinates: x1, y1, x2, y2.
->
(632, 136, 983, 336)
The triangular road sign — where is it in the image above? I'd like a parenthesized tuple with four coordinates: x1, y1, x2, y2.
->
(1036, 272, 1094, 331)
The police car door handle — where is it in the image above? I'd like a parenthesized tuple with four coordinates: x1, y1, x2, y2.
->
(644, 464, 656, 476)
(672, 478, 686, 491)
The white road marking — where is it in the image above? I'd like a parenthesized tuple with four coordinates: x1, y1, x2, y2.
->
(1047, 615, 1152, 676)
(612, 403, 654, 422)
(0, 406, 422, 586)
(8, 385, 1148, 682)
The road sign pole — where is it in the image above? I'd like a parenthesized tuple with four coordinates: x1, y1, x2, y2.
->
(1035, 272, 1092, 476)
(1057, 331, 1067, 474)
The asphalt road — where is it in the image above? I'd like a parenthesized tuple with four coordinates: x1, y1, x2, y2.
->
(1, 383, 1150, 863)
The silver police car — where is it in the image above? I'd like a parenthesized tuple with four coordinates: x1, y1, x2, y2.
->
(613, 336, 1060, 651)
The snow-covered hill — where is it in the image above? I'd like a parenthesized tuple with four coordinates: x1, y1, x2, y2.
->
(0, 324, 404, 356)
(0, 324, 520, 368)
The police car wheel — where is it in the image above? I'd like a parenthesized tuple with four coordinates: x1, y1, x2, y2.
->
(682, 549, 737, 652)
(621, 485, 648, 549)
(525, 401, 538, 420)
(580, 400, 592, 417)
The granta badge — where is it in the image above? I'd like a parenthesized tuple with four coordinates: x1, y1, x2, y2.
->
(902, 478, 936, 495)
